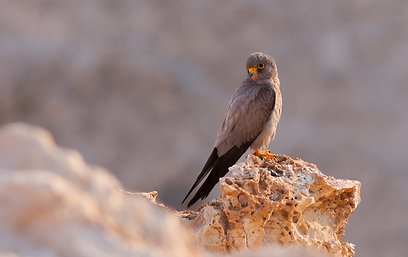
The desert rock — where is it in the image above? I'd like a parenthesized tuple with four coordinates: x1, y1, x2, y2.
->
(0, 123, 199, 257)
(0, 123, 361, 257)
(180, 155, 361, 257)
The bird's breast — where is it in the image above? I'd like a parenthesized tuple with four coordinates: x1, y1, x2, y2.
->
(250, 84, 282, 151)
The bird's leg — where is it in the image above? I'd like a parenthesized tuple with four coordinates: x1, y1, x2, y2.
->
(253, 149, 275, 159)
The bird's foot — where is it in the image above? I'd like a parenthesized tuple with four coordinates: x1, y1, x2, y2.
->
(253, 149, 275, 159)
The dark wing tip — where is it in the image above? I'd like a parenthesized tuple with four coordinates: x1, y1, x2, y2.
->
(184, 140, 254, 208)
(182, 187, 194, 204)
(182, 148, 218, 205)
(186, 183, 211, 208)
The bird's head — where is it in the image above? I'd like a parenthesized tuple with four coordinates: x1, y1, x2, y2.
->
(246, 52, 277, 82)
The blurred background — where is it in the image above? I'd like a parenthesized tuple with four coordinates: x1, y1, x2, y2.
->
(1, 0, 407, 256)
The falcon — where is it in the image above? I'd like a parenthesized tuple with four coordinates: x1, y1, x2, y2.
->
(182, 52, 282, 208)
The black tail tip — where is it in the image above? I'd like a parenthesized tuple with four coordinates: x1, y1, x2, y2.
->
(185, 195, 202, 209)
(186, 198, 196, 209)
(181, 196, 195, 208)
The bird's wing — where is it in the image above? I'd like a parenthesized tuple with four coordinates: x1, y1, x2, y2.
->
(182, 84, 276, 208)
(215, 85, 276, 156)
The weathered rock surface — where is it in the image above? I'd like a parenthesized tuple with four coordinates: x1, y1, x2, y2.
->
(0, 123, 360, 257)
(180, 155, 361, 257)
(0, 123, 198, 257)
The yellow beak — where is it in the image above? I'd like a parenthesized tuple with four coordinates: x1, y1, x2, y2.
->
(248, 67, 257, 77)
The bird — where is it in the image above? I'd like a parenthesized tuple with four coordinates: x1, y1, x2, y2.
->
(182, 52, 282, 208)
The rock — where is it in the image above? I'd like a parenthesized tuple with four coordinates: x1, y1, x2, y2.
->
(180, 155, 361, 257)
(214, 246, 332, 257)
(0, 123, 361, 257)
(0, 123, 199, 257)
(119, 189, 167, 209)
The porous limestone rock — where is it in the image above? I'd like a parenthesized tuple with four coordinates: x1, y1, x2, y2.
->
(180, 155, 361, 257)
(0, 123, 199, 257)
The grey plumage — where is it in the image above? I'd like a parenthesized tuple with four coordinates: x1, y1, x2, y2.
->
(183, 52, 282, 208)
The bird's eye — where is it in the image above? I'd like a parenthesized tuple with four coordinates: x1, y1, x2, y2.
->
(258, 63, 265, 69)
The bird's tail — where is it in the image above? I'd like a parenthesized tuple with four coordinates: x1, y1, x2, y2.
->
(182, 148, 218, 204)
(185, 141, 253, 208)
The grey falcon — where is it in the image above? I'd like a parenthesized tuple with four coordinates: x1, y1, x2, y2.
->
(182, 52, 282, 208)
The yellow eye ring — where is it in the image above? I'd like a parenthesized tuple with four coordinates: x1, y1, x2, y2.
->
(258, 63, 265, 69)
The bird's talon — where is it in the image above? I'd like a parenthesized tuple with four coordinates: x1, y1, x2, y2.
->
(253, 150, 275, 159)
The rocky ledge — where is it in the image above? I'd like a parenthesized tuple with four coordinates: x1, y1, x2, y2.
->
(179, 155, 361, 257)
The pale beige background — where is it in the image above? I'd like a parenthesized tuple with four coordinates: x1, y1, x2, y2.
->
(1, 1, 407, 256)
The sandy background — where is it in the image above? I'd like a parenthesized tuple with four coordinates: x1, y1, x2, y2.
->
(1, 1, 407, 256)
